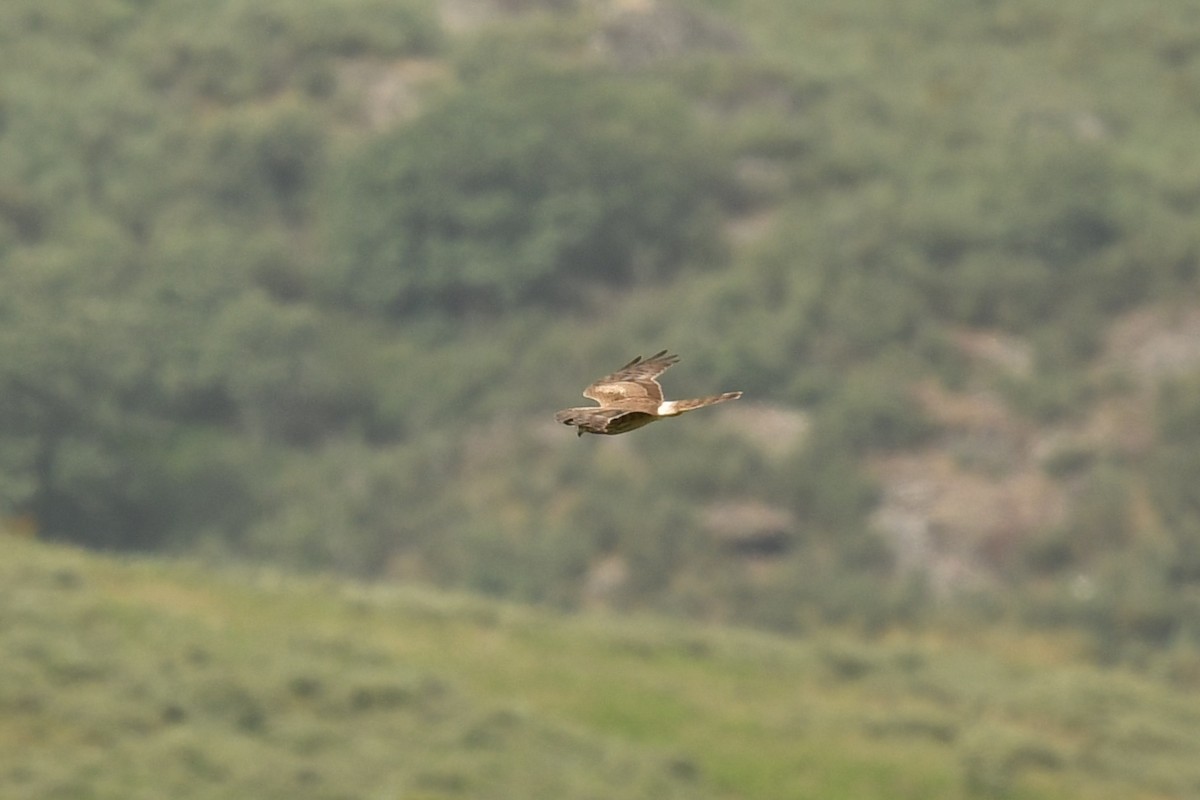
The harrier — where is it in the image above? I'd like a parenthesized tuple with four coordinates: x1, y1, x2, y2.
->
(555, 350, 742, 437)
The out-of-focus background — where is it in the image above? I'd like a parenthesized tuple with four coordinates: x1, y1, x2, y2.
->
(4, 0, 1200, 797)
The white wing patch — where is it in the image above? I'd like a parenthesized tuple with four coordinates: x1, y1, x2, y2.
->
(657, 400, 680, 416)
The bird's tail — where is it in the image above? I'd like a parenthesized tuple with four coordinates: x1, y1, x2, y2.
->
(669, 391, 743, 414)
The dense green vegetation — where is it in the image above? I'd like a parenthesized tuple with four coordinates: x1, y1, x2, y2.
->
(7, 537, 1200, 799)
(3, 0, 1200, 666)
(325, 67, 728, 314)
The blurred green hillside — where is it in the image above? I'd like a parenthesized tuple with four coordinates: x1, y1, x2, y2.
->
(3, 0, 1200, 661)
(6, 536, 1200, 799)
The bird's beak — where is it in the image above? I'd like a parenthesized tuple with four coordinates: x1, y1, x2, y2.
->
(577, 429, 584, 438)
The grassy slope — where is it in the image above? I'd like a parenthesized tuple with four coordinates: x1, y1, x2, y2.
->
(4, 535, 1200, 800)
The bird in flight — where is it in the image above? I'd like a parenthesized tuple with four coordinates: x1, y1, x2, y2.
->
(555, 351, 742, 437)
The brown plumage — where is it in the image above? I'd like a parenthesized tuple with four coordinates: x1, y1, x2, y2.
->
(555, 351, 743, 437)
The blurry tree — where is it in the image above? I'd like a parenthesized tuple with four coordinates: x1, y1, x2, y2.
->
(0, 243, 174, 548)
(1149, 375, 1200, 585)
(324, 68, 730, 315)
(133, 0, 442, 103)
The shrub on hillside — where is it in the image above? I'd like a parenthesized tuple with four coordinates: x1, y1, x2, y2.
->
(324, 68, 730, 315)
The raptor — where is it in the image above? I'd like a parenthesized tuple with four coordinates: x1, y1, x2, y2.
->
(555, 351, 742, 437)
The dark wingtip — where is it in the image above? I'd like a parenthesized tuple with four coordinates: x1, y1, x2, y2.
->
(621, 349, 676, 370)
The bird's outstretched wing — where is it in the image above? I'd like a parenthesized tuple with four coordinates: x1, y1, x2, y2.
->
(582, 350, 679, 410)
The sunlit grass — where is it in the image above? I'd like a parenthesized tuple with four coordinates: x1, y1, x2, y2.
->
(5, 537, 1200, 799)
